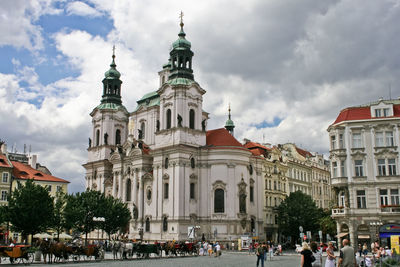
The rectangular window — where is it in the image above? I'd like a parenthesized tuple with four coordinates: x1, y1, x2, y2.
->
(340, 160, 346, 177)
(380, 189, 389, 206)
(375, 109, 381, 117)
(332, 162, 337, 177)
(1, 190, 7, 201)
(375, 132, 384, 147)
(274, 197, 277, 207)
(164, 183, 169, 199)
(339, 134, 344, 149)
(378, 159, 386, 176)
(2, 172, 8, 183)
(274, 181, 276, 190)
(190, 183, 195, 199)
(388, 159, 397, 175)
(386, 131, 394, 146)
(47, 185, 52, 192)
(13, 233, 18, 241)
(250, 186, 254, 202)
(56, 186, 62, 192)
(355, 160, 364, 176)
(352, 133, 362, 148)
(391, 189, 399, 205)
(356, 190, 366, 209)
(331, 135, 336, 150)
(383, 108, 390, 117)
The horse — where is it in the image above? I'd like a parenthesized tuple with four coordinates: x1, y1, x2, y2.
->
(36, 239, 53, 263)
(111, 240, 122, 260)
(49, 241, 69, 263)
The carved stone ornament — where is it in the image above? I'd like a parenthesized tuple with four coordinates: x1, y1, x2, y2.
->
(240, 218, 247, 230)
(189, 173, 198, 180)
(163, 173, 170, 180)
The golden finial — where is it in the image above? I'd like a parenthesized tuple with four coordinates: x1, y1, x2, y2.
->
(179, 11, 184, 28)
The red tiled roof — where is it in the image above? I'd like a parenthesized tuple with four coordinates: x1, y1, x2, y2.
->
(0, 154, 12, 168)
(243, 142, 270, 151)
(332, 104, 400, 125)
(206, 128, 245, 148)
(11, 161, 69, 183)
(296, 147, 313, 158)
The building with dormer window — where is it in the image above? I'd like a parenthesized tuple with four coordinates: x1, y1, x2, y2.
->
(328, 98, 400, 249)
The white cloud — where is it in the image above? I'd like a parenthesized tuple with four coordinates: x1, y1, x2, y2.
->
(66, 1, 103, 17)
(2, 0, 400, 192)
(0, 0, 61, 51)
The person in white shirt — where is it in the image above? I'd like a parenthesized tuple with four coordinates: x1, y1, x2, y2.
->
(215, 242, 221, 257)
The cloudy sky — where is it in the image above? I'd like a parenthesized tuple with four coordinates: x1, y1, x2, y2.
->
(1, 0, 399, 193)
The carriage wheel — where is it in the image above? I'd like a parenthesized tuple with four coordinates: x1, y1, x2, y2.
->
(72, 254, 80, 262)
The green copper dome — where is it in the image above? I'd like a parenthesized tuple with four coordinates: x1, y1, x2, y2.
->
(172, 29, 191, 49)
(104, 56, 121, 79)
(225, 118, 235, 127)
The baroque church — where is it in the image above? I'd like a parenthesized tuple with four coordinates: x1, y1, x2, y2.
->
(83, 19, 265, 241)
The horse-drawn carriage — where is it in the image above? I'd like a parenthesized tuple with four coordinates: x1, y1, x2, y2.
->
(67, 243, 103, 262)
(36, 239, 103, 263)
(0, 244, 34, 264)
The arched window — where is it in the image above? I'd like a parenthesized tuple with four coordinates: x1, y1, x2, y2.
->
(162, 76, 165, 84)
(96, 129, 100, 146)
(239, 192, 247, 213)
(163, 217, 168, 232)
(140, 122, 145, 139)
(214, 189, 225, 213)
(251, 218, 255, 232)
(145, 218, 150, 232)
(190, 158, 195, 169)
(126, 179, 131, 201)
(189, 109, 195, 129)
(115, 129, 121, 145)
(166, 109, 172, 129)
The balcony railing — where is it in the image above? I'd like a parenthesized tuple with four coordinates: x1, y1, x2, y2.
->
(331, 177, 348, 185)
(332, 207, 348, 216)
(381, 205, 400, 213)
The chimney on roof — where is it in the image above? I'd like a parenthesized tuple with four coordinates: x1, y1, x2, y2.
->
(29, 155, 37, 169)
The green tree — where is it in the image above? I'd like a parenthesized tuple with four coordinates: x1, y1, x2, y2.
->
(7, 179, 54, 244)
(0, 205, 7, 224)
(63, 190, 103, 244)
(319, 211, 337, 239)
(98, 195, 131, 240)
(277, 191, 322, 243)
(52, 191, 67, 240)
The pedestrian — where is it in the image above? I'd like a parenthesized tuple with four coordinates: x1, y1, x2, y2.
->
(263, 242, 267, 262)
(208, 243, 213, 257)
(338, 239, 357, 267)
(215, 242, 221, 257)
(256, 241, 265, 267)
(311, 242, 322, 267)
(325, 242, 336, 267)
(269, 243, 274, 260)
(232, 241, 235, 251)
(362, 243, 368, 256)
(300, 242, 313, 267)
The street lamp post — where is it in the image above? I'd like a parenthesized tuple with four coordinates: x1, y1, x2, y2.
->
(369, 221, 383, 243)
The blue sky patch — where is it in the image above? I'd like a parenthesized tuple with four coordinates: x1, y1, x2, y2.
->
(252, 117, 282, 129)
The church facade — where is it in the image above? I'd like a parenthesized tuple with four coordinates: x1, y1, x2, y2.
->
(83, 20, 265, 241)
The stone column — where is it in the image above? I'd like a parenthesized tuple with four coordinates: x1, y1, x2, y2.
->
(112, 172, 117, 198)
(118, 172, 122, 199)
(349, 222, 356, 249)
(337, 222, 342, 250)
(133, 172, 138, 205)
(138, 174, 144, 225)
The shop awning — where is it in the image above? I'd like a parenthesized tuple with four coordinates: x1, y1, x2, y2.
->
(336, 232, 349, 238)
(358, 235, 370, 239)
